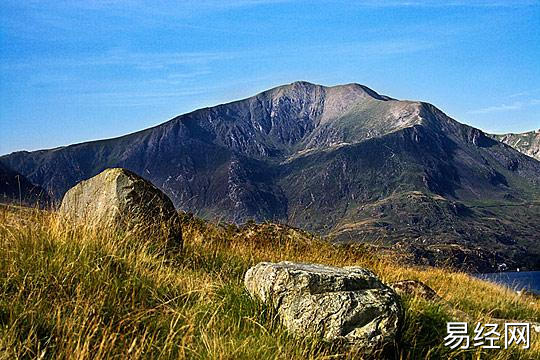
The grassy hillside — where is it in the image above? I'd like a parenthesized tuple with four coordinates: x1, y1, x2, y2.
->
(0, 205, 538, 359)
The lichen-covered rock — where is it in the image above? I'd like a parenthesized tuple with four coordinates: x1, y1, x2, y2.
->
(244, 261, 402, 352)
(59, 168, 182, 246)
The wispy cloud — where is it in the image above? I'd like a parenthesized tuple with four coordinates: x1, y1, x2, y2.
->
(1, 50, 236, 70)
(0, 1, 294, 42)
(468, 102, 523, 114)
(354, 0, 539, 8)
(247, 38, 437, 61)
(333, 39, 435, 56)
(507, 89, 540, 98)
(149, 70, 213, 85)
(508, 91, 530, 98)
(3, 36, 433, 71)
(190, 0, 293, 8)
(79, 90, 212, 107)
(468, 99, 540, 114)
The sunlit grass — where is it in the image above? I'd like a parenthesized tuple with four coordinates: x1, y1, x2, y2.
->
(0, 205, 538, 359)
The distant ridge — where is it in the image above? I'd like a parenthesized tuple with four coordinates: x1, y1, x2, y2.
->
(489, 129, 540, 161)
(0, 160, 50, 206)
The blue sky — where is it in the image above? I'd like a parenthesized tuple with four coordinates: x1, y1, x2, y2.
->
(1, 0, 539, 155)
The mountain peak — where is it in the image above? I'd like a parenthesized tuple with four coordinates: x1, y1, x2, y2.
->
(289, 80, 319, 87)
(269, 81, 391, 102)
(252, 81, 395, 135)
(2, 82, 540, 270)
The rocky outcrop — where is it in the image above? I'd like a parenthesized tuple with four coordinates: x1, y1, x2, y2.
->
(244, 261, 402, 353)
(490, 129, 540, 161)
(59, 168, 182, 246)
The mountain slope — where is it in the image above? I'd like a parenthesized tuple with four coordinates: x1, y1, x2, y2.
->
(2, 81, 539, 270)
(0, 161, 50, 206)
(489, 129, 540, 161)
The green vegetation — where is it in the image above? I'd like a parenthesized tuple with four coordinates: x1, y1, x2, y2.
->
(0, 205, 538, 359)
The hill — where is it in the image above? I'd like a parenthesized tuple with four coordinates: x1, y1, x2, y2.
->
(2, 81, 540, 270)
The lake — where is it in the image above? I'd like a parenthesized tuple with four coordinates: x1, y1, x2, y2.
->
(477, 271, 540, 295)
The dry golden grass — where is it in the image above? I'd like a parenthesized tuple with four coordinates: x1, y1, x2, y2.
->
(0, 205, 538, 359)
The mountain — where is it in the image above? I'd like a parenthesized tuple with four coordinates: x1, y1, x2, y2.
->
(2, 81, 540, 270)
(0, 160, 50, 206)
(489, 129, 540, 161)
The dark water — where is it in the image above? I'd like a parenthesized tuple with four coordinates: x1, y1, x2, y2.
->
(477, 271, 540, 295)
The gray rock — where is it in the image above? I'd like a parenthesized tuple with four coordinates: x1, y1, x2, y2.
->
(59, 168, 182, 246)
(244, 261, 402, 352)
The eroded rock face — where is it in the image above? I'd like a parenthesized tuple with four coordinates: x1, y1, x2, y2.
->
(59, 168, 182, 246)
(244, 261, 402, 352)
(490, 129, 540, 161)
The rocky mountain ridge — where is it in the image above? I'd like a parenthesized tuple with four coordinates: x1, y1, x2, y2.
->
(489, 129, 540, 161)
(2, 81, 539, 270)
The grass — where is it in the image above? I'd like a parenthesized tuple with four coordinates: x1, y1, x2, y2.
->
(0, 205, 539, 359)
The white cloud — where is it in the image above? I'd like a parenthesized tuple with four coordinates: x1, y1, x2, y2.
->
(353, 0, 539, 8)
(1, 50, 236, 71)
(468, 99, 540, 114)
(508, 91, 530, 98)
(469, 102, 523, 114)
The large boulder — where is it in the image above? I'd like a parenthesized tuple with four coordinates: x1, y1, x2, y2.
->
(59, 168, 182, 246)
(244, 261, 402, 353)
